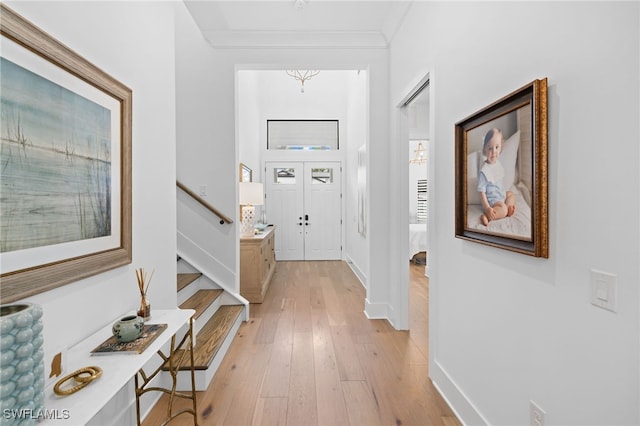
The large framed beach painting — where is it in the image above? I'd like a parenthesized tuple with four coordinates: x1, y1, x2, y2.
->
(0, 4, 132, 303)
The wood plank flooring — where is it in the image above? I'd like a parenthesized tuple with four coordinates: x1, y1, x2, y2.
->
(143, 261, 460, 426)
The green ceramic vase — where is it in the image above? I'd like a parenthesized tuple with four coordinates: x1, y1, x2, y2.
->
(112, 315, 143, 343)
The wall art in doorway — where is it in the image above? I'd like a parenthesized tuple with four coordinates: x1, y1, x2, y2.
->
(357, 144, 366, 237)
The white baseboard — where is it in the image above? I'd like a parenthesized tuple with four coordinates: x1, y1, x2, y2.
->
(345, 254, 367, 289)
(346, 255, 391, 321)
(364, 298, 388, 319)
(430, 359, 488, 426)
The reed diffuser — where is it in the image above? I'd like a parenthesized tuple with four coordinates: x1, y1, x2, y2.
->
(136, 268, 154, 321)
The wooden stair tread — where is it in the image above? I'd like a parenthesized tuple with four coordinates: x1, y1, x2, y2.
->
(179, 289, 223, 320)
(177, 273, 201, 292)
(166, 305, 243, 371)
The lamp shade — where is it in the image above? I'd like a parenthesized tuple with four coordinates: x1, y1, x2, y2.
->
(239, 182, 264, 206)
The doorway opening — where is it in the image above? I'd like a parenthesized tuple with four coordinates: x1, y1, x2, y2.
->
(391, 74, 431, 331)
(237, 68, 368, 270)
(406, 85, 429, 270)
(405, 79, 430, 350)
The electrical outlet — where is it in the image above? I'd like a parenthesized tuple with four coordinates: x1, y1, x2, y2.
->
(530, 400, 545, 426)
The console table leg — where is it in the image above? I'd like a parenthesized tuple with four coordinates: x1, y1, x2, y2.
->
(135, 317, 198, 425)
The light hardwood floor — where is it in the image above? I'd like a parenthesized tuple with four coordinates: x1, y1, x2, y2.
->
(143, 261, 460, 426)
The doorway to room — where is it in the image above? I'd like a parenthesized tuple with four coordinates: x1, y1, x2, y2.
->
(406, 85, 429, 270)
(391, 73, 431, 331)
(265, 161, 342, 261)
(404, 80, 430, 350)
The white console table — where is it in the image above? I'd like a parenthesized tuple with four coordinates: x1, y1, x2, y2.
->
(42, 309, 196, 425)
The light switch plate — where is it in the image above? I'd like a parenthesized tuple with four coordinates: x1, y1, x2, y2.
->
(590, 269, 617, 312)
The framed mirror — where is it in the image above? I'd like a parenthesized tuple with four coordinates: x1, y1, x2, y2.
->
(239, 163, 252, 219)
(240, 163, 252, 183)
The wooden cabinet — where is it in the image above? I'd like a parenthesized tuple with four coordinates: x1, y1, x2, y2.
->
(240, 226, 276, 303)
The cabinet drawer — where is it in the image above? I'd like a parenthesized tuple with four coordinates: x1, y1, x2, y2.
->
(240, 226, 276, 303)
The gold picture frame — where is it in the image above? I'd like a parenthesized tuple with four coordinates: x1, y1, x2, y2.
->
(0, 4, 132, 302)
(239, 163, 252, 218)
(454, 78, 548, 257)
(239, 163, 252, 183)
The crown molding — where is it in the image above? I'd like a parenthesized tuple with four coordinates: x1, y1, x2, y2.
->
(201, 30, 390, 49)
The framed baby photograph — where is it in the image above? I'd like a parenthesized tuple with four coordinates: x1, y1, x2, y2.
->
(454, 78, 548, 257)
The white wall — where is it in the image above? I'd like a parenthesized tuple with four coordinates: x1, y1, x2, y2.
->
(238, 71, 261, 180)
(6, 1, 178, 423)
(345, 71, 369, 280)
(390, 2, 639, 424)
(175, 3, 239, 290)
(256, 70, 350, 168)
(238, 70, 352, 174)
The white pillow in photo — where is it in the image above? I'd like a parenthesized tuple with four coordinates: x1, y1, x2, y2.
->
(467, 150, 482, 205)
(500, 130, 520, 190)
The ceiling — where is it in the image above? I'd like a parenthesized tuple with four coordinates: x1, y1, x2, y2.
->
(183, 0, 413, 48)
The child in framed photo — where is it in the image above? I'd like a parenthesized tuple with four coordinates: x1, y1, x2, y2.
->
(477, 128, 516, 226)
(463, 110, 533, 242)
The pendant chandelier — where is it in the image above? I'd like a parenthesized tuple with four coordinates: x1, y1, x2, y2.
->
(409, 142, 427, 164)
(286, 70, 320, 93)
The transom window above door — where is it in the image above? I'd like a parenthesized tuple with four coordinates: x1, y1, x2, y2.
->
(267, 120, 339, 150)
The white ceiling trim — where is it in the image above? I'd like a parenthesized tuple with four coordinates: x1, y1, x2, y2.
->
(202, 30, 390, 49)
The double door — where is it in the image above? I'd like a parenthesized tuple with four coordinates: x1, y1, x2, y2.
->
(265, 162, 341, 261)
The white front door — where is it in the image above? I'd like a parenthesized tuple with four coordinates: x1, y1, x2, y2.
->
(303, 162, 342, 260)
(265, 162, 305, 260)
(265, 162, 342, 261)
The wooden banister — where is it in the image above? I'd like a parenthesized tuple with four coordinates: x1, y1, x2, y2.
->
(176, 180, 234, 225)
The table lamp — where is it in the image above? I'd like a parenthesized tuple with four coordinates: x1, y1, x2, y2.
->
(239, 182, 264, 237)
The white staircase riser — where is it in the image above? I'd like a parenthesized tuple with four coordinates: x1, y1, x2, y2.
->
(177, 259, 200, 274)
(177, 278, 202, 305)
(192, 298, 223, 337)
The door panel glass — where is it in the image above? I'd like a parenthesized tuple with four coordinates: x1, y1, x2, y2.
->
(274, 168, 296, 184)
(311, 168, 333, 184)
